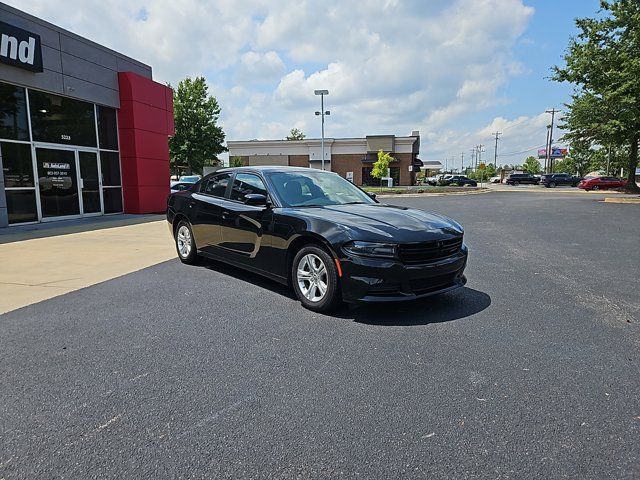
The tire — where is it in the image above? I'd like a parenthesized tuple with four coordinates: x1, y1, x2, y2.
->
(175, 220, 199, 265)
(592, 185, 600, 191)
(513, 181, 520, 186)
(291, 245, 342, 312)
(549, 182, 556, 188)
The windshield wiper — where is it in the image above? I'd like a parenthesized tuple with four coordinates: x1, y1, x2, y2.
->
(342, 201, 367, 205)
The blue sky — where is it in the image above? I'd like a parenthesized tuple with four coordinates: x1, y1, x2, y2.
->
(11, 0, 605, 165)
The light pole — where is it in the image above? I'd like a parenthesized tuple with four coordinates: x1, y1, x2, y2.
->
(314, 89, 330, 170)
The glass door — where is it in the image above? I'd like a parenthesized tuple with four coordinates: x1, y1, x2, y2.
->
(78, 151, 102, 214)
(35, 147, 80, 219)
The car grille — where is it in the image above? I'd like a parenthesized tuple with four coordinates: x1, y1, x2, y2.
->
(397, 236, 463, 265)
(409, 273, 458, 295)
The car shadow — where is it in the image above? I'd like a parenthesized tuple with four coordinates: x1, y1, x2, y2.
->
(338, 287, 491, 326)
(195, 258, 491, 326)
(197, 257, 297, 300)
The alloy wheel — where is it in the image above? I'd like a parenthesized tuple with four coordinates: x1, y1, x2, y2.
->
(296, 253, 328, 303)
(177, 225, 192, 258)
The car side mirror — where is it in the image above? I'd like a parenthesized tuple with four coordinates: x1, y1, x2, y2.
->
(367, 192, 377, 200)
(244, 193, 270, 207)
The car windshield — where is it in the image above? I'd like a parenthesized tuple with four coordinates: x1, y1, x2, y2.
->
(267, 170, 375, 207)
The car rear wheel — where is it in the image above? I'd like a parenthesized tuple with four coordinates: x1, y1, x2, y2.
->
(292, 245, 341, 312)
(175, 221, 199, 264)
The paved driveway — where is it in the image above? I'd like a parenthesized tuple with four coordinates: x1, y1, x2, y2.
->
(1, 192, 638, 479)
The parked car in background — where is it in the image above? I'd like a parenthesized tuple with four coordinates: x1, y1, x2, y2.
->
(170, 175, 202, 190)
(178, 175, 201, 184)
(489, 176, 502, 183)
(540, 173, 581, 187)
(430, 174, 453, 186)
(167, 166, 468, 312)
(439, 175, 477, 187)
(505, 173, 539, 185)
(170, 182, 195, 194)
(578, 176, 627, 191)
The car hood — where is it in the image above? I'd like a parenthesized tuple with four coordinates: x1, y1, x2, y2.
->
(286, 203, 463, 242)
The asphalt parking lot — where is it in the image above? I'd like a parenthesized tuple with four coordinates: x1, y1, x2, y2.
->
(1, 192, 639, 479)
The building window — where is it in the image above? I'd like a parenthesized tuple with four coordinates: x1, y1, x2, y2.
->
(1, 142, 34, 188)
(362, 167, 373, 186)
(28, 90, 97, 147)
(6, 190, 38, 224)
(389, 167, 400, 186)
(102, 187, 123, 214)
(100, 151, 123, 213)
(97, 106, 119, 150)
(0, 82, 29, 141)
(2, 142, 37, 224)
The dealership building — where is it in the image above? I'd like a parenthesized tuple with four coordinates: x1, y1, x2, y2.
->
(0, 3, 174, 227)
(228, 132, 424, 186)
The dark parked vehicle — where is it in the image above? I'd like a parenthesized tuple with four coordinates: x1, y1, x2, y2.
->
(505, 173, 539, 185)
(167, 167, 468, 312)
(439, 175, 477, 187)
(540, 173, 581, 187)
(170, 182, 194, 194)
(578, 176, 628, 191)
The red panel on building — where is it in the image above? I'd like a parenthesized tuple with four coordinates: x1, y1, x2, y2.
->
(117, 72, 174, 214)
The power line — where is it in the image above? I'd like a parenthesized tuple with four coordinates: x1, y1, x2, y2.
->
(498, 144, 546, 157)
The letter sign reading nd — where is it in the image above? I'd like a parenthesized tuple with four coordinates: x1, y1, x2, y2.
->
(0, 21, 43, 72)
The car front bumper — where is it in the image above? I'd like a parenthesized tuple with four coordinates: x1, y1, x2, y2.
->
(338, 245, 468, 303)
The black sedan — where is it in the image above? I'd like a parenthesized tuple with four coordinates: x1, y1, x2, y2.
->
(167, 166, 468, 312)
(439, 175, 477, 187)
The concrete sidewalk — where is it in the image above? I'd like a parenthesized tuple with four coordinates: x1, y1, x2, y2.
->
(0, 219, 175, 315)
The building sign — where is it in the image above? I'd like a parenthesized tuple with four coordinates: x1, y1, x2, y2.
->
(0, 21, 43, 72)
(538, 147, 568, 159)
(346, 171, 354, 182)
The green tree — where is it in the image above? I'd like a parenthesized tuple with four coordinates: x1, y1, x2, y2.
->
(552, 0, 640, 192)
(169, 76, 227, 175)
(286, 128, 306, 140)
(523, 156, 542, 174)
(371, 150, 393, 188)
(230, 156, 244, 168)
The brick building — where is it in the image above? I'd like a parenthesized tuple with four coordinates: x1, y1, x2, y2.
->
(227, 132, 423, 186)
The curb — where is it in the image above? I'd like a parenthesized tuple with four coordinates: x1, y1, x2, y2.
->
(489, 188, 625, 194)
(603, 197, 640, 204)
(378, 189, 491, 198)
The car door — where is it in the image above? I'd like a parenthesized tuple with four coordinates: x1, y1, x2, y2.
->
(190, 173, 232, 253)
(218, 172, 272, 271)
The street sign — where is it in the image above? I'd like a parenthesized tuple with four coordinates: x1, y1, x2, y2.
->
(479, 163, 486, 170)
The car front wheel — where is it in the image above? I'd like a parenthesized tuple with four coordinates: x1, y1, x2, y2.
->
(292, 245, 341, 312)
(175, 220, 199, 264)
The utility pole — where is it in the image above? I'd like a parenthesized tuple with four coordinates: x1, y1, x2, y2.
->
(476, 145, 485, 170)
(491, 132, 501, 167)
(544, 125, 551, 173)
(470, 148, 475, 175)
(545, 108, 558, 173)
(461, 152, 464, 173)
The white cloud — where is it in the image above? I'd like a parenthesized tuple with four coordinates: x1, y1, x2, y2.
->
(10, 0, 538, 156)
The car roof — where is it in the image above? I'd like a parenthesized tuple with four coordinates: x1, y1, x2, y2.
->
(204, 165, 339, 179)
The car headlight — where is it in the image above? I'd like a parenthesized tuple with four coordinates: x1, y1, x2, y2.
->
(343, 241, 398, 258)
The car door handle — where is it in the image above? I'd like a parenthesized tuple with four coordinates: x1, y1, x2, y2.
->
(222, 210, 230, 219)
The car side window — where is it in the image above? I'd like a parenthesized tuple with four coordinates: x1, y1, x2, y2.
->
(230, 173, 268, 202)
(201, 173, 232, 197)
